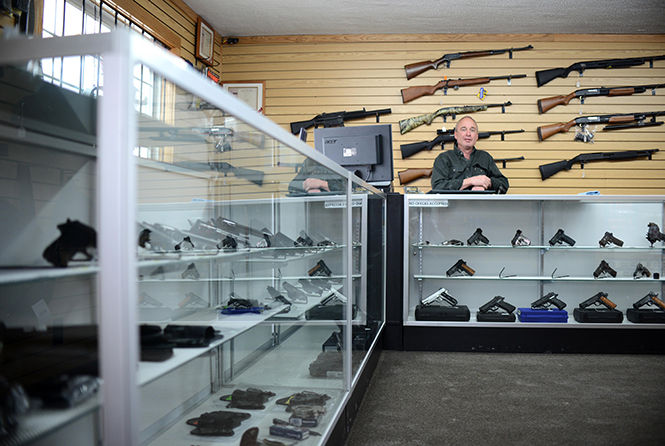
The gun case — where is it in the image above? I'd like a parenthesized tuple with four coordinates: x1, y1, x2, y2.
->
(305, 304, 358, 320)
(573, 308, 623, 323)
(517, 308, 568, 323)
(626, 308, 665, 323)
(476, 312, 516, 322)
(415, 304, 470, 321)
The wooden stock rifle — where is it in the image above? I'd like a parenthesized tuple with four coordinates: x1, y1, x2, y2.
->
(404, 45, 533, 80)
(537, 83, 665, 113)
(401, 74, 526, 103)
(537, 110, 665, 141)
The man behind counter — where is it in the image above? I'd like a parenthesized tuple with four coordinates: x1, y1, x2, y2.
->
(430, 116, 509, 193)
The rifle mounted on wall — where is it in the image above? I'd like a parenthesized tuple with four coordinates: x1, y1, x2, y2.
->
(404, 45, 533, 80)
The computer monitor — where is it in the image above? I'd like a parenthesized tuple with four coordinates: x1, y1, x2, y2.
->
(313, 124, 394, 187)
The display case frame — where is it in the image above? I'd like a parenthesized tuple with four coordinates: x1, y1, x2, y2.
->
(0, 30, 386, 446)
(403, 194, 665, 329)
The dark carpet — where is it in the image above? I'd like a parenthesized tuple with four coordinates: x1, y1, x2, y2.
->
(345, 351, 665, 446)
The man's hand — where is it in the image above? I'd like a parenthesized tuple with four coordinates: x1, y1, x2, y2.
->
(303, 178, 330, 193)
(461, 175, 491, 190)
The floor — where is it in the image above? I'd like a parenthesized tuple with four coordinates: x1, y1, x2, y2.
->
(345, 350, 665, 446)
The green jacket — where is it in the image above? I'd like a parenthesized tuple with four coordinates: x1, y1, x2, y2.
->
(288, 158, 347, 194)
(431, 144, 509, 193)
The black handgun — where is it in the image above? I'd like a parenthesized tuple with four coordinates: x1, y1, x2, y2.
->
(632, 292, 665, 310)
(42, 219, 97, 267)
(548, 229, 576, 246)
(308, 260, 332, 277)
(579, 291, 617, 310)
(478, 296, 516, 314)
(510, 229, 531, 246)
(598, 232, 624, 247)
(593, 260, 617, 278)
(467, 228, 490, 246)
(531, 292, 567, 310)
(446, 259, 476, 277)
(266, 286, 292, 306)
(646, 222, 665, 246)
(295, 230, 314, 247)
(633, 263, 651, 279)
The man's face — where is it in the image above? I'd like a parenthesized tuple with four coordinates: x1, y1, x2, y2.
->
(454, 118, 479, 151)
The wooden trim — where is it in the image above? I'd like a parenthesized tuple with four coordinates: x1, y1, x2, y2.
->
(195, 16, 215, 66)
(33, 0, 44, 36)
(236, 33, 665, 44)
(165, 0, 198, 22)
(107, 0, 181, 52)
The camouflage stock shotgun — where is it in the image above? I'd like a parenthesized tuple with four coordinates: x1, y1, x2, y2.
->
(404, 45, 533, 80)
(399, 102, 512, 134)
(537, 83, 665, 113)
(401, 74, 526, 103)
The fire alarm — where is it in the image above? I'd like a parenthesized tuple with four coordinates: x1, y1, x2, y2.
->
(204, 67, 221, 84)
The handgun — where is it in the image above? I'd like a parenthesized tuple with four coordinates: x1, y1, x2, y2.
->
(478, 295, 516, 314)
(320, 288, 348, 305)
(548, 229, 576, 246)
(421, 287, 458, 306)
(282, 282, 309, 303)
(531, 292, 567, 310)
(266, 286, 292, 306)
(579, 291, 617, 310)
(646, 222, 665, 246)
(633, 263, 651, 279)
(467, 228, 490, 246)
(593, 260, 617, 278)
(446, 259, 476, 277)
(295, 230, 315, 247)
(598, 231, 624, 247)
(632, 292, 665, 310)
(308, 259, 332, 277)
(299, 279, 324, 294)
(510, 229, 531, 246)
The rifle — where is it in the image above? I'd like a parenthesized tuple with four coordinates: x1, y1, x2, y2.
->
(537, 111, 665, 141)
(175, 161, 265, 186)
(401, 74, 526, 103)
(404, 45, 533, 80)
(400, 128, 524, 159)
(289, 107, 392, 134)
(538, 149, 660, 180)
(399, 102, 512, 134)
(537, 83, 665, 113)
(397, 156, 524, 185)
(535, 54, 665, 87)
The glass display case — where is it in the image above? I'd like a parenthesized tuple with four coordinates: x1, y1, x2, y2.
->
(0, 31, 385, 446)
(403, 194, 665, 328)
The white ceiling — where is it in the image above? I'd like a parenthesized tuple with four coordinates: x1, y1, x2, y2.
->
(184, 0, 665, 37)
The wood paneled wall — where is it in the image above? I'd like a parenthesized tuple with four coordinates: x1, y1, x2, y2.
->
(108, 0, 222, 72)
(220, 34, 665, 195)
